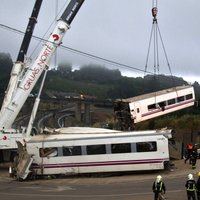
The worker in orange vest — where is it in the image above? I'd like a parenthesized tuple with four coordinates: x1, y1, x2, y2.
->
(185, 144, 193, 164)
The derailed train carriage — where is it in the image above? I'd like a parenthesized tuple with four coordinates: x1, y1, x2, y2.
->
(13, 127, 174, 180)
(114, 85, 195, 130)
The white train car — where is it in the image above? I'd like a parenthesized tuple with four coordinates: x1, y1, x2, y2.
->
(13, 127, 173, 180)
(114, 85, 195, 126)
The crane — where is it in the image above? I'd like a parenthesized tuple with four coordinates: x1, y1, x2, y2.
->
(0, 0, 85, 162)
(0, 0, 43, 114)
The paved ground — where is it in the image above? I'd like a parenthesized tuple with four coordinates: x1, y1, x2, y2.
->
(0, 160, 199, 200)
(0, 159, 199, 185)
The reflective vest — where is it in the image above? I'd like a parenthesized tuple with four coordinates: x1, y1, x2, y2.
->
(186, 180, 196, 191)
(154, 182, 164, 192)
(188, 145, 193, 149)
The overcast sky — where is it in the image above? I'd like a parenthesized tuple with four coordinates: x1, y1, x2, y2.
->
(0, 0, 200, 83)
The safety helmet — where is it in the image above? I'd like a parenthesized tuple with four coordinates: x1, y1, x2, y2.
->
(198, 172, 200, 177)
(156, 175, 162, 182)
(188, 174, 193, 180)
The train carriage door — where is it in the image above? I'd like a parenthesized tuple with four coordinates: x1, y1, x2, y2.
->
(134, 102, 142, 123)
(129, 103, 135, 123)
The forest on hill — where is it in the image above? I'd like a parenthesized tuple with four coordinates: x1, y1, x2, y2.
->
(1, 52, 200, 101)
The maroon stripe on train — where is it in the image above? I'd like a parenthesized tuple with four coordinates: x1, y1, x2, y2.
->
(32, 158, 166, 169)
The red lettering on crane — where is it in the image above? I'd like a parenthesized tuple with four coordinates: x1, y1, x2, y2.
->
(3, 136, 7, 140)
(23, 44, 54, 90)
(24, 68, 40, 90)
(37, 44, 54, 67)
(52, 34, 59, 41)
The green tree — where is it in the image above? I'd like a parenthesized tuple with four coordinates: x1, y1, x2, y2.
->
(57, 62, 72, 76)
(0, 53, 13, 94)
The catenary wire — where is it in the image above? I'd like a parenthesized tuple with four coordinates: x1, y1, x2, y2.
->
(0, 23, 155, 76)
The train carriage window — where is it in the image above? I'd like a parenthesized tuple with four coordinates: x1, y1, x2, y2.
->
(62, 146, 82, 156)
(111, 143, 131, 154)
(177, 96, 184, 102)
(167, 98, 176, 105)
(136, 142, 157, 152)
(148, 104, 156, 110)
(39, 147, 58, 157)
(186, 94, 193, 100)
(158, 101, 166, 111)
(86, 144, 106, 155)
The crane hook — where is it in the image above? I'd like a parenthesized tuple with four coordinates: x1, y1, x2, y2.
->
(152, 7, 158, 18)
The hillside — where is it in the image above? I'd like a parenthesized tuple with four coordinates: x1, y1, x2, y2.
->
(44, 66, 200, 101)
(1, 53, 200, 100)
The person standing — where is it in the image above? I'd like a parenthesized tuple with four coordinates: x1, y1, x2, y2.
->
(191, 148, 198, 169)
(152, 175, 166, 200)
(185, 173, 196, 200)
(185, 144, 193, 164)
(196, 172, 200, 200)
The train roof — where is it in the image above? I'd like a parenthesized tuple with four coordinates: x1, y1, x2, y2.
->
(43, 127, 121, 134)
(116, 85, 193, 103)
(27, 127, 173, 143)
